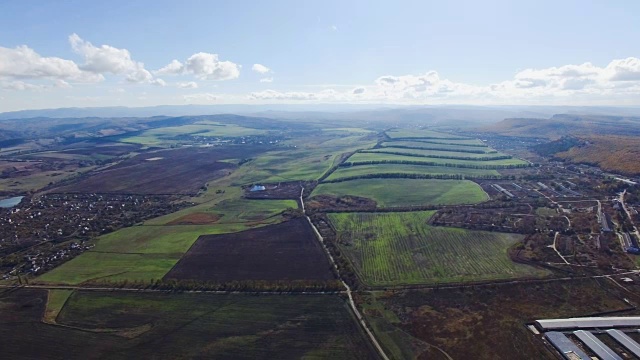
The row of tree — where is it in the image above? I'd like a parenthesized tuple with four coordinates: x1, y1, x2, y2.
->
(87, 278, 345, 293)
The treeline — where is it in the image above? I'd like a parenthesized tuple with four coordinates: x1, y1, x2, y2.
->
(322, 172, 512, 184)
(340, 160, 532, 169)
(85, 278, 345, 293)
(359, 149, 512, 161)
(317, 151, 357, 182)
(381, 144, 495, 154)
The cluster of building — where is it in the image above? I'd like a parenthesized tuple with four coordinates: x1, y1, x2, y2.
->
(533, 316, 640, 359)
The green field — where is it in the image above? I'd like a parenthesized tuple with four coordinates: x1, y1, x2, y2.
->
(119, 122, 267, 146)
(3, 289, 376, 359)
(381, 141, 493, 153)
(328, 212, 544, 285)
(37, 198, 297, 285)
(346, 152, 527, 166)
(325, 164, 500, 181)
(386, 129, 470, 139)
(313, 178, 489, 207)
(365, 147, 510, 159)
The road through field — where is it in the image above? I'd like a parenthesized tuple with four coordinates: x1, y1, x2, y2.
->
(300, 186, 390, 360)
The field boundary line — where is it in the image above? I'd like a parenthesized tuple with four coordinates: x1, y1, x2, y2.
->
(300, 186, 390, 360)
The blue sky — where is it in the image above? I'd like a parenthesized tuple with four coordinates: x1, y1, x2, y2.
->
(1, 0, 639, 111)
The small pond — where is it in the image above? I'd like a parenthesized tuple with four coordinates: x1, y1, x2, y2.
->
(0, 196, 24, 208)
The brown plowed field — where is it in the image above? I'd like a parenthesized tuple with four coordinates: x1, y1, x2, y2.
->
(52, 145, 271, 194)
(167, 212, 222, 225)
(164, 218, 335, 282)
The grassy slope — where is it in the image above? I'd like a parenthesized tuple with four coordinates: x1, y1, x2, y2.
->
(329, 212, 545, 286)
(313, 178, 488, 207)
(325, 164, 500, 180)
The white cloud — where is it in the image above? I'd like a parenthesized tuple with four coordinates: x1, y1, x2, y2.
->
(54, 79, 72, 88)
(252, 64, 270, 74)
(156, 59, 184, 75)
(183, 93, 218, 102)
(245, 57, 640, 105)
(607, 57, 640, 81)
(177, 81, 199, 89)
(156, 53, 240, 81)
(1, 80, 48, 91)
(0, 45, 103, 83)
(69, 33, 164, 85)
(259, 77, 274, 83)
(330, 25, 338, 31)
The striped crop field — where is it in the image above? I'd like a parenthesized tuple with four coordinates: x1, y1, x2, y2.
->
(328, 212, 545, 286)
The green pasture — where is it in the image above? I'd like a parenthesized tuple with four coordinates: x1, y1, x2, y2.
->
(313, 178, 489, 207)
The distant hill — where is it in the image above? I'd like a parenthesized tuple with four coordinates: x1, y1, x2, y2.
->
(481, 114, 640, 139)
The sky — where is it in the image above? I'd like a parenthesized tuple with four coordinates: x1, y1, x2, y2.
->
(1, 0, 639, 111)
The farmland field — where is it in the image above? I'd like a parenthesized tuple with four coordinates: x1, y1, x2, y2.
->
(119, 122, 268, 146)
(385, 128, 470, 139)
(387, 138, 486, 146)
(52, 145, 273, 194)
(381, 140, 494, 153)
(164, 218, 335, 281)
(364, 147, 511, 159)
(325, 164, 500, 180)
(37, 198, 297, 284)
(313, 179, 489, 207)
(328, 212, 544, 285)
(345, 152, 528, 166)
(0, 289, 377, 359)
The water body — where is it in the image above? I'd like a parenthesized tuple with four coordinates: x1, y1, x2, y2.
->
(0, 196, 24, 208)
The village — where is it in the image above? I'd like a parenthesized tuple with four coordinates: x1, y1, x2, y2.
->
(0, 193, 189, 278)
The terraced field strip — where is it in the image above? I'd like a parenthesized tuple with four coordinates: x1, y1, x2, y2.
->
(328, 212, 544, 286)
(364, 147, 512, 160)
(345, 152, 528, 167)
(381, 141, 495, 153)
(385, 129, 471, 140)
(325, 164, 500, 181)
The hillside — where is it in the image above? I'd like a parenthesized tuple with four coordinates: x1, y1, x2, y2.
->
(482, 114, 640, 139)
(534, 135, 640, 175)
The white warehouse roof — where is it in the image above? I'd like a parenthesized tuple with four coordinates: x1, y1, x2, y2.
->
(536, 317, 640, 330)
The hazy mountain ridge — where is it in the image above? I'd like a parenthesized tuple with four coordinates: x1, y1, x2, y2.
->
(482, 114, 640, 139)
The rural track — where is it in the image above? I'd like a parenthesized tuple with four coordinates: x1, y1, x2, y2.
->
(299, 186, 391, 360)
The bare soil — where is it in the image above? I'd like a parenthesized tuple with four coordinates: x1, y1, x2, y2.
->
(164, 218, 336, 282)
